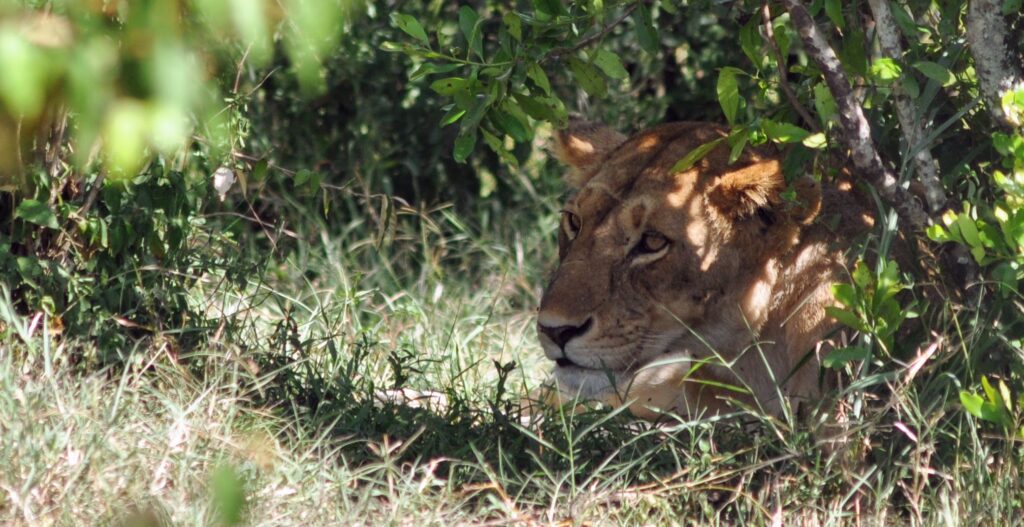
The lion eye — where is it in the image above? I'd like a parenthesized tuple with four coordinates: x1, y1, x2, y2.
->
(562, 211, 582, 240)
(637, 232, 669, 254)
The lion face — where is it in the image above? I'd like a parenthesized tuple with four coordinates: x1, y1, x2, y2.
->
(538, 121, 825, 417)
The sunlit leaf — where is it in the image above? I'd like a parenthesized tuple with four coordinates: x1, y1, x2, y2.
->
(870, 58, 902, 84)
(0, 31, 48, 118)
(762, 120, 810, 143)
(802, 132, 827, 149)
(103, 99, 151, 178)
(228, 0, 272, 65)
(671, 138, 724, 173)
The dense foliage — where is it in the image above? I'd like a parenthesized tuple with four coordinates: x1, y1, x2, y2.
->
(1, 0, 1023, 523)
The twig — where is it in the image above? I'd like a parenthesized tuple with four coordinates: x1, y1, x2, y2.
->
(966, 0, 1022, 129)
(233, 43, 252, 95)
(867, 0, 946, 212)
(780, 0, 929, 230)
(761, 3, 820, 134)
(544, 2, 641, 61)
(77, 170, 105, 217)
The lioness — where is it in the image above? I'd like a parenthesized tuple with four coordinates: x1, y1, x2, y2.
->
(537, 121, 873, 420)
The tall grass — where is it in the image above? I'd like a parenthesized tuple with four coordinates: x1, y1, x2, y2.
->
(2, 182, 1021, 526)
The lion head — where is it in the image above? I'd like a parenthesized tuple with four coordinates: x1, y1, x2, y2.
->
(537, 121, 850, 420)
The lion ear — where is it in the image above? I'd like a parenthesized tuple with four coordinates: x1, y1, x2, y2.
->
(707, 160, 785, 219)
(552, 120, 626, 187)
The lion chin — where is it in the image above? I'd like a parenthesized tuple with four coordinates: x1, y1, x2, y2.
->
(536, 120, 873, 420)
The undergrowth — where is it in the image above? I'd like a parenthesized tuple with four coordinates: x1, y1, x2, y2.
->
(2, 184, 1022, 525)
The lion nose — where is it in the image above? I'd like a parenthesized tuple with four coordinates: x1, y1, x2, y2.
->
(538, 318, 593, 349)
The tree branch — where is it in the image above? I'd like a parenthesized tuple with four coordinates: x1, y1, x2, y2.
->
(867, 0, 946, 212)
(780, 0, 929, 230)
(966, 0, 1023, 129)
(545, 3, 640, 62)
(761, 3, 820, 134)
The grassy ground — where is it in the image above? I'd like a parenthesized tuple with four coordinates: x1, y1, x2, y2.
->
(1, 184, 1022, 526)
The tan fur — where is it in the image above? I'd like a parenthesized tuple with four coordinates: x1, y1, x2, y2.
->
(538, 121, 871, 420)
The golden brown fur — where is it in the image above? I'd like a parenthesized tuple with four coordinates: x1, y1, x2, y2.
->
(537, 121, 873, 419)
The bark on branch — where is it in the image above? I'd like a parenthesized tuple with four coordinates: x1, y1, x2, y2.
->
(867, 0, 946, 212)
(966, 0, 1023, 129)
(780, 0, 929, 230)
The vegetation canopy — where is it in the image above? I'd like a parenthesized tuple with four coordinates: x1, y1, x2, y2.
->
(0, 0, 1022, 524)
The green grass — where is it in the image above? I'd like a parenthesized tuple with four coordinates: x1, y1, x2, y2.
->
(1, 188, 1022, 526)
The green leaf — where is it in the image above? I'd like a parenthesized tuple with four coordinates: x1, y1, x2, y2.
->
(902, 73, 920, 99)
(870, 58, 902, 84)
(762, 120, 811, 143)
(409, 62, 461, 81)
(926, 224, 950, 242)
(438, 106, 466, 127)
(1005, 0, 1023, 15)
(460, 94, 491, 130)
(534, 0, 568, 17)
(825, 0, 845, 31)
(889, 3, 920, 35)
(773, 18, 791, 59)
(211, 463, 246, 527)
(716, 67, 742, 124)
(813, 82, 838, 124)
(567, 57, 607, 98)
(671, 138, 724, 173)
(831, 283, 857, 308)
(526, 63, 551, 95)
(430, 77, 467, 96)
(960, 391, 985, 419)
(454, 128, 478, 163)
(481, 128, 518, 169)
(458, 6, 484, 59)
(826, 306, 865, 331)
(512, 93, 568, 126)
(502, 12, 522, 41)
(592, 49, 629, 80)
(727, 127, 751, 163)
(741, 17, 765, 68)
(913, 61, 954, 86)
(982, 376, 1000, 406)
(490, 108, 531, 142)
(802, 132, 827, 149)
(739, 17, 764, 68)
(390, 13, 429, 45)
(104, 99, 150, 177)
(633, 3, 659, 55)
(822, 346, 871, 368)
(956, 214, 982, 250)
(16, 199, 59, 229)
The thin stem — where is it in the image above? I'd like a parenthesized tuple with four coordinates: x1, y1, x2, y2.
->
(761, 3, 820, 134)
